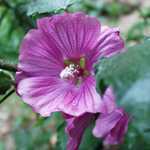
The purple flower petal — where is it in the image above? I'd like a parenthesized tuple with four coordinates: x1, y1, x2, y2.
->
(100, 86, 117, 114)
(17, 76, 102, 116)
(93, 108, 129, 145)
(37, 12, 101, 61)
(92, 26, 125, 60)
(99, 26, 125, 57)
(64, 113, 95, 150)
(59, 76, 102, 116)
(18, 29, 64, 77)
(104, 109, 129, 145)
(93, 108, 123, 138)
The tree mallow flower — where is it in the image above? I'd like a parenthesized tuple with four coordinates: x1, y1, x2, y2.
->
(16, 12, 124, 117)
(93, 87, 129, 145)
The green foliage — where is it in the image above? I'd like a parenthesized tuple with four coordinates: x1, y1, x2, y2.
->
(127, 20, 150, 42)
(0, 70, 12, 95)
(140, 7, 150, 19)
(13, 122, 52, 150)
(80, 124, 101, 150)
(0, 5, 25, 64)
(103, 2, 129, 17)
(56, 124, 67, 150)
(27, 0, 77, 16)
(12, 112, 65, 150)
(120, 78, 150, 150)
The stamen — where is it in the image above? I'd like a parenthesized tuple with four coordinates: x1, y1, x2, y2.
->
(60, 64, 79, 79)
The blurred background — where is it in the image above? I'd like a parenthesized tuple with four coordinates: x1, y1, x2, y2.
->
(0, 0, 150, 150)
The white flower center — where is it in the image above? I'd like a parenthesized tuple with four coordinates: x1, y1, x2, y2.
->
(60, 64, 79, 80)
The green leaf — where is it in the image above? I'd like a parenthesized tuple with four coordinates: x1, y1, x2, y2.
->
(126, 21, 146, 41)
(140, 7, 150, 18)
(56, 124, 67, 150)
(0, 70, 12, 95)
(96, 40, 150, 149)
(80, 124, 101, 150)
(119, 78, 150, 149)
(27, 0, 76, 16)
(0, 7, 25, 64)
(13, 113, 64, 150)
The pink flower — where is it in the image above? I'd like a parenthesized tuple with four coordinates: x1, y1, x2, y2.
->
(16, 12, 124, 117)
(65, 87, 129, 150)
(93, 87, 129, 145)
(99, 86, 117, 114)
(93, 108, 129, 145)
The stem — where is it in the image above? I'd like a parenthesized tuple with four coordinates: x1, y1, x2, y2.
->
(57, 121, 65, 131)
(0, 8, 7, 24)
(0, 60, 17, 72)
(0, 88, 15, 104)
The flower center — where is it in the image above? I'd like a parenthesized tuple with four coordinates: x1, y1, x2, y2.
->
(60, 64, 80, 80)
(60, 57, 89, 83)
